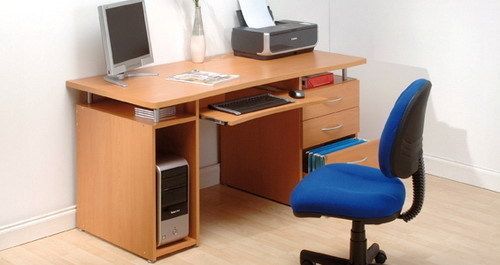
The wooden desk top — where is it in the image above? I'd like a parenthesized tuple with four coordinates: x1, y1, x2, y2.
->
(66, 51, 366, 109)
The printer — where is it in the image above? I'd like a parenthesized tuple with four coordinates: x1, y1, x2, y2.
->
(232, 8, 318, 60)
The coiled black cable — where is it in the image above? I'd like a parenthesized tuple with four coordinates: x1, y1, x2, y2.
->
(399, 155, 425, 222)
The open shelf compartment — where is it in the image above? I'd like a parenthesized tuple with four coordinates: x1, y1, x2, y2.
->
(154, 117, 200, 259)
(81, 99, 198, 129)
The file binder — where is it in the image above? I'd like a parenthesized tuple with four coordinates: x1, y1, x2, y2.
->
(306, 138, 367, 173)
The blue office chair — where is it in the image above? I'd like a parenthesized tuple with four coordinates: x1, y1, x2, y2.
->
(291, 79, 432, 265)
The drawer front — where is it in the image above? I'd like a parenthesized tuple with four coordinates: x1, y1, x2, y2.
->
(303, 79, 359, 121)
(325, 140, 380, 168)
(303, 107, 359, 149)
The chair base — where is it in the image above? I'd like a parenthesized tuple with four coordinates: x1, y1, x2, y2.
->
(299, 221, 387, 265)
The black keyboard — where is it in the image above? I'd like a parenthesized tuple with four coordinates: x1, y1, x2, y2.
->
(209, 93, 294, 116)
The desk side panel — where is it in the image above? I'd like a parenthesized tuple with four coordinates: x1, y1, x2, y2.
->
(220, 109, 302, 204)
(76, 104, 156, 260)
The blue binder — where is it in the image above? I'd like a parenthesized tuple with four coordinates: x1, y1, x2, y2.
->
(306, 138, 367, 173)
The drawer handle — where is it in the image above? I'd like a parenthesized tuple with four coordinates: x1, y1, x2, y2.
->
(321, 124, 343, 131)
(347, 157, 368, 164)
(326, 97, 344, 104)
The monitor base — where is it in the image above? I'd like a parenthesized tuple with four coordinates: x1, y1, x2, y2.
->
(104, 71, 159, 87)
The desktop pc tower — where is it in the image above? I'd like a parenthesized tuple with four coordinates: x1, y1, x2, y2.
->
(156, 155, 189, 246)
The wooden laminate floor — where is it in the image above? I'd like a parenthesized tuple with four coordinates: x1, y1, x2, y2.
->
(1, 175, 499, 265)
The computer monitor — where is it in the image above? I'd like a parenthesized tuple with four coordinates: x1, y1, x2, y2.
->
(98, 0, 157, 87)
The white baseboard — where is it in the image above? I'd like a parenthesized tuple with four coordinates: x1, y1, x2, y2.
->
(200, 163, 220, 189)
(0, 164, 221, 251)
(424, 154, 500, 192)
(0, 206, 76, 251)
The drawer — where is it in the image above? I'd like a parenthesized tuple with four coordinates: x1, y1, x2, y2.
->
(303, 107, 359, 149)
(324, 140, 379, 168)
(303, 79, 359, 121)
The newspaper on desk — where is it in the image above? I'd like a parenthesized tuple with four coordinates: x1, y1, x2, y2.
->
(167, 70, 239, 86)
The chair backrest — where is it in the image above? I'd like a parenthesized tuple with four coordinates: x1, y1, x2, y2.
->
(379, 79, 432, 178)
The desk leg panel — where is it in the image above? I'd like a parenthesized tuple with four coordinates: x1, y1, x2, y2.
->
(220, 109, 302, 205)
(76, 105, 157, 260)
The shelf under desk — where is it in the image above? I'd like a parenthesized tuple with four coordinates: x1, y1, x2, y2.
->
(80, 99, 198, 129)
(200, 93, 324, 126)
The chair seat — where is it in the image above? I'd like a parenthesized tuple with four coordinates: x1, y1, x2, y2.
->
(291, 164, 406, 220)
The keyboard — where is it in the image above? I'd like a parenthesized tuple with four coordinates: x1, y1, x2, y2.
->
(209, 93, 294, 116)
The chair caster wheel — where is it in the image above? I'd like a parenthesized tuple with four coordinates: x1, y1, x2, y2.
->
(375, 250, 387, 264)
(301, 260, 314, 265)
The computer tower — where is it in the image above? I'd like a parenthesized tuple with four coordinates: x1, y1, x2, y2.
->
(156, 154, 189, 246)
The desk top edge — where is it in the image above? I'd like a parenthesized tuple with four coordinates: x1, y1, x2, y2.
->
(66, 51, 366, 109)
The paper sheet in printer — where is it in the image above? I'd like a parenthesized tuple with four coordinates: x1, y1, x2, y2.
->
(238, 0, 275, 28)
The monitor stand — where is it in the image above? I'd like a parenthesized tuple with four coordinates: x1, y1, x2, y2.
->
(104, 71, 159, 87)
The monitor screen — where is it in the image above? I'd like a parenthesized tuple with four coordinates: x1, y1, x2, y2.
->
(106, 2, 150, 64)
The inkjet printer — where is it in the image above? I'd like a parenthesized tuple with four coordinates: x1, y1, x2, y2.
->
(231, 7, 318, 60)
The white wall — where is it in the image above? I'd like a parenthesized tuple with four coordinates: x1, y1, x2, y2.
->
(9, 0, 494, 252)
(269, 0, 331, 51)
(0, 0, 240, 250)
(331, 0, 500, 191)
(0, 0, 332, 250)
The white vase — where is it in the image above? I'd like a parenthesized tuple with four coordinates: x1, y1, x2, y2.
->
(190, 7, 206, 63)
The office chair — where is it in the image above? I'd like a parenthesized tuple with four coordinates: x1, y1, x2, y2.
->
(291, 79, 432, 265)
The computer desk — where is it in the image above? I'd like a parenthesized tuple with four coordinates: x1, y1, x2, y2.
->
(66, 51, 376, 261)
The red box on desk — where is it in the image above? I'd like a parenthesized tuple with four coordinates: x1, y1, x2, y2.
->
(302, 72, 334, 89)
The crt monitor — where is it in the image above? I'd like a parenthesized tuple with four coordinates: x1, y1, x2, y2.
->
(98, 0, 154, 77)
